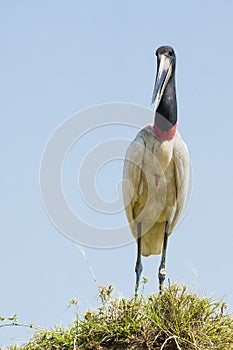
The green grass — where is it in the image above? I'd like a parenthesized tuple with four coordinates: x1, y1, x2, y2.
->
(4, 284, 233, 349)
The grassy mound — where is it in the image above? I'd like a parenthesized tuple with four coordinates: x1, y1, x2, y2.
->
(6, 284, 233, 349)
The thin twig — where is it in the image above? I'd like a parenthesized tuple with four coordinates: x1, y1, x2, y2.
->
(0, 322, 43, 331)
(160, 335, 181, 350)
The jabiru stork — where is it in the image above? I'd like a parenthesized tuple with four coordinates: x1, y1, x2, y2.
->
(122, 46, 190, 294)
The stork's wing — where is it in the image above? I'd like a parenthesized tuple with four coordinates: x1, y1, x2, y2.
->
(170, 134, 190, 231)
(122, 136, 146, 225)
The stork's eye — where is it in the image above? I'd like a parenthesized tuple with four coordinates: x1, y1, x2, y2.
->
(168, 50, 173, 57)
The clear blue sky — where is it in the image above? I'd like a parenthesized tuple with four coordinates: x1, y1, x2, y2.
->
(1, 0, 233, 346)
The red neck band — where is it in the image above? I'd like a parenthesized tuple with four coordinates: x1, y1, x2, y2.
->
(153, 122, 177, 142)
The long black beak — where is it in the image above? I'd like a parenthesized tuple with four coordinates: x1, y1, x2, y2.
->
(151, 55, 173, 112)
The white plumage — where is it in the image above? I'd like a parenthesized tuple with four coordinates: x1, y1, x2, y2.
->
(123, 125, 189, 256)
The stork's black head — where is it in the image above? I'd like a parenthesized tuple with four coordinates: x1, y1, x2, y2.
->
(152, 45, 177, 131)
(156, 45, 176, 73)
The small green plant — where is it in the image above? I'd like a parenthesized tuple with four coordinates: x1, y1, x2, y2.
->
(4, 284, 233, 350)
(98, 284, 114, 305)
(141, 276, 149, 294)
(68, 298, 79, 308)
(0, 314, 18, 324)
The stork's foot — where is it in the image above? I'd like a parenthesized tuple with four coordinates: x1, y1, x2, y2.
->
(158, 221, 169, 294)
(135, 282, 140, 297)
(158, 266, 166, 294)
(135, 261, 143, 297)
(135, 222, 143, 297)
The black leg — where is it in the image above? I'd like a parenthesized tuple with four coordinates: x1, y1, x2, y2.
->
(158, 221, 169, 294)
(135, 222, 143, 296)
